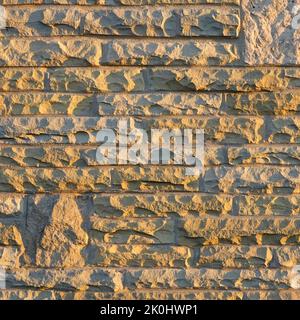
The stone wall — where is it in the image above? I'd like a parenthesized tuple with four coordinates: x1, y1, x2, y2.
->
(0, 0, 300, 300)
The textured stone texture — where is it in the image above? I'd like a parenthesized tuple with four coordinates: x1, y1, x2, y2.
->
(0, 39, 240, 66)
(1, 67, 300, 92)
(4, 145, 300, 167)
(202, 166, 300, 195)
(0, 167, 200, 192)
(46, 67, 300, 92)
(1, 6, 241, 37)
(243, 0, 300, 65)
(90, 194, 300, 217)
(4, 115, 300, 145)
(3, 268, 292, 290)
(0, 0, 300, 301)
(3, 289, 300, 301)
(2, 92, 300, 116)
(0, 116, 264, 144)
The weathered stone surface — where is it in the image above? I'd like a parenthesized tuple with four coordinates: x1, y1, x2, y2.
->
(0, 145, 224, 167)
(243, 0, 300, 65)
(3, 116, 300, 145)
(180, 217, 300, 245)
(92, 193, 234, 217)
(0, 68, 299, 93)
(90, 217, 175, 244)
(49, 67, 146, 93)
(146, 68, 300, 92)
(6, 268, 124, 291)
(0, 168, 111, 192)
(267, 117, 300, 143)
(0, 116, 263, 144)
(48, 67, 300, 92)
(0, 144, 220, 168)
(110, 166, 199, 191)
(202, 166, 300, 195)
(193, 245, 300, 268)
(35, 196, 88, 267)
(98, 92, 300, 116)
(0, 194, 25, 216)
(5, 268, 291, 290)
(1, 6, 241, 37)
(0, 38, 240, 66)
(1, 289, 300, 301)
(96, 92, 223, 116)
(236, 195, 300, 216)
(2, 192, 299, 225)
(84, 244, 190, 267)
(3, 92, 300, 116)
(92, 194, 300, 217)
(2, 0, 300, 301)
(223, 92, 300, 115)
(0, 224, 23, 246)
(81, 244, 300, 268)
(227, 146, 300, 165)
(0, 167, 199, 192)
(0, 68, 45, 92)
(0, 93, 98, 116)
(0, 247, 22, 268)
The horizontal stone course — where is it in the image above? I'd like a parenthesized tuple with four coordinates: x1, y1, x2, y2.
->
(0, 69, 45, 92)
(0, 67, 300, 93)
(2, 92, 300, 116)
(2, 116, 300, 145)
(0, 167, 199, 192)
(203, 166, 300, 195)
(47, 67, 300, 93)
(82, 244, 300, 268)
(88, 216, 300, 245)
(3, 192, 300, 219)
(0, 116, 263, 144)
(91, 193, 300, 217)
(84, 244, 191, 267)
(90, 217, 176, 244)
(0, 289, 299, 301)
(180, 217, 300, 245)
(0, 165, 300, 194)
(0, 38, 240, 66)
(4, 268, 292, 291)
(1, 6, 240, 37)
(3, 192, 300, 225)
(64, 192, 300, 218)
(3, 144, 300, 167)
(226, 146, 300, 165)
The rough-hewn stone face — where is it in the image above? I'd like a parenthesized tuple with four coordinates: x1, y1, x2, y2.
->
(243, 0, 300, 65)
(0, 39, 240, 66)
(1, 6, 241, 37)
(0, 0, 300, 300)
(2, 92, 300, 116)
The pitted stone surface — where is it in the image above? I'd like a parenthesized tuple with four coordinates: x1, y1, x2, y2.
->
(0, 39, 240, 66)
(1, 6, 241, 38)
(243, 0, 300, 65)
